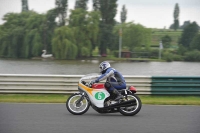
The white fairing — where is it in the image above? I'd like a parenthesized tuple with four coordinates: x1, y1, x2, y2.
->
(90, 89, 110, 108)
(79, 74, 110, 108)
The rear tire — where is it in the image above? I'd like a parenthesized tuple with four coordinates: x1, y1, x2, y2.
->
(66, 94, 90, 115)
(119, 94, 142, 116)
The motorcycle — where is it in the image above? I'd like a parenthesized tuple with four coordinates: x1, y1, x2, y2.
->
(66, 73, 142, 116)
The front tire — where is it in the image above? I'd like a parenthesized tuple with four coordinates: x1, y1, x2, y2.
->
(66, 93, 90, 115)
(119, 94, 142, 116)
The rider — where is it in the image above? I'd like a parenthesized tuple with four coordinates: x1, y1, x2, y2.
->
(91, 61, 126, 101)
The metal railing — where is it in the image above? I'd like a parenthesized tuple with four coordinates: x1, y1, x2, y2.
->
(151, 76, 200, 95)
(0, 74, 151, 94)
(1, 74, 199, 95)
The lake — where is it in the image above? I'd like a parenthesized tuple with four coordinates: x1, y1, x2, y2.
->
(0, 59, 200, 76)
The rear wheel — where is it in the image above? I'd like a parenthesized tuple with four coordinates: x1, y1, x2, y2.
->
(66, 94, 90, 115)
(119, 94, 142, 116)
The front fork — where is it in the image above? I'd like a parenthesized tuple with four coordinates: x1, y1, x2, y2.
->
(75, 92, 85, 105)
(75, 92, 89, 104)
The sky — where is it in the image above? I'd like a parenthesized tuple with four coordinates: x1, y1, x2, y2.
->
(0, 0, 200, 29)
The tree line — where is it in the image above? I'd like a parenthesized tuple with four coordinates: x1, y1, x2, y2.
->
(0, 0, 199, 61)
(0, 0, 151, 59)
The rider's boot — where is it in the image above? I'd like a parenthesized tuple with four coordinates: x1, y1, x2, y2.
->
(112, 89, 124, 101)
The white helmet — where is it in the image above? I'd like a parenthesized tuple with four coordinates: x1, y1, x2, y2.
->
(99, 61, 111, 73)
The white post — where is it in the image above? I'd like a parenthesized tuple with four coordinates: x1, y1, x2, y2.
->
(119, 27, 122, 58)
(159, 41, 163, 59)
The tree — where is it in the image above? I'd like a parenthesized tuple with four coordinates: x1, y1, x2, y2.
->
(23, 13, 46, 58)
(0, 5, 100, 59)
(52, 26, 77, 59)
(180, 21, 190, 29)
(179, 22, 199, 48)
(0, 12, 33, 58)
(0, 11, 55, 58)
(98, 0, 118, 56)
(75, 0, 88, 10)
(190, 34, 200, 51)
(32, 32, 43, 57)
(169, 23, 174, 29)
(93, 0, 100, 11)
(55, 0, 68, 26)
(68, 9, 100, 57)
(43, 8, 59, 53)
(52, 8, 100, 59)
(112, 22, 151, 51)
(121, 5, 127, 23)
(161, 35, 172, 48)
(173, 3, 180, 31)
(22, 0, 29, 12)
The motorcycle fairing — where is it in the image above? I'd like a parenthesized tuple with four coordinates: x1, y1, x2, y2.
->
(78, 83, 110, 108)
(92, 83, 105, 89)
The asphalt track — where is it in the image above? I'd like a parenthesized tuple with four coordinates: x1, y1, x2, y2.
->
(0, 103, 200, 133)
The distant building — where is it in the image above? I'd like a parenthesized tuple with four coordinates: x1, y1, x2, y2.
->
(121, 50, 131, 58)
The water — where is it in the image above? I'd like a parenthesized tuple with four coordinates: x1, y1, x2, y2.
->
(0, 59, 200, 76)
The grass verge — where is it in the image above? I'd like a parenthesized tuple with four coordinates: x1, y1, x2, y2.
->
(0, 94, 69, 103)
(0, 94, 200, 105)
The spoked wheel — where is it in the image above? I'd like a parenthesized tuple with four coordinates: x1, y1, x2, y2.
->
(66, 94, 90, 115)
(119, 94, 142, 116)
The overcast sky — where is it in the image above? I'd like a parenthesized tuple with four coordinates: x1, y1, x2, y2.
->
(0, 0, 200, 28)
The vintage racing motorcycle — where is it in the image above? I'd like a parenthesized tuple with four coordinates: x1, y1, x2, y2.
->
(66, 74, 142, 116)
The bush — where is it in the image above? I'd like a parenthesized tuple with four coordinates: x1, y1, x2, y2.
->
(190, 34, 200, 50)
(184, 50, 200, 61)
(163, 50, 183, 61)
(177, 45, 187, 55)
(163, 51, 183, 62)
(163, 52, 173, 61)
(173, 54, 183, 61)
(149, 49, 159, 59)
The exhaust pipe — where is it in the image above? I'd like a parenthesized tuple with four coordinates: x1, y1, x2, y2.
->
(103, 99, 136, 109)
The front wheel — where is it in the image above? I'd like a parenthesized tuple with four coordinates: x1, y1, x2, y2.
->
(119, 94, 142, 116)
(66, 93, 90, 115)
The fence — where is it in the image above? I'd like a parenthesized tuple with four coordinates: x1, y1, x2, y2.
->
(151, 76, 200, 95)
(0, 74, 199, 95)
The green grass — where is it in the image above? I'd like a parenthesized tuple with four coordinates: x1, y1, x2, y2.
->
(0, 94, 70, 103)
(0, 94, 200, 105)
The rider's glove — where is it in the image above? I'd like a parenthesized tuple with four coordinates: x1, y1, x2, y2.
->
(89, 80, 98, 87)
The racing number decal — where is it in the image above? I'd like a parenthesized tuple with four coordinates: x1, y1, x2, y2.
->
(95, 92, 105, 100)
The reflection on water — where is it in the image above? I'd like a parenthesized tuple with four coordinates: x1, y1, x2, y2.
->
(0, 59, 200, 76)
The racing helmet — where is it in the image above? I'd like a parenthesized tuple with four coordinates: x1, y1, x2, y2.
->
(99, 61, 111, 73)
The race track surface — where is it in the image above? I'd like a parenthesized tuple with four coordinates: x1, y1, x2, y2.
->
(0, 103, 200, 133)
